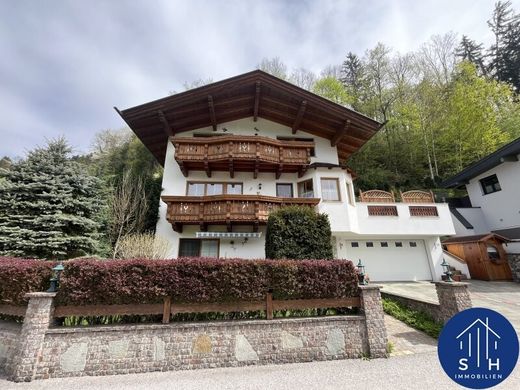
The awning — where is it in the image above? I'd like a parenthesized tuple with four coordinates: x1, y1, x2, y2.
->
(195, 232, 262, 239)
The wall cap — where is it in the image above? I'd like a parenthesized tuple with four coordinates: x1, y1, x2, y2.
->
(359, 285, 382, 290)
(434, 281, 469, 287)
(24, 292, 57, 299)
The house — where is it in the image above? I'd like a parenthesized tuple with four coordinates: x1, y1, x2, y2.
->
(116, 70, 455, 282)
(442, 136, 520, 281)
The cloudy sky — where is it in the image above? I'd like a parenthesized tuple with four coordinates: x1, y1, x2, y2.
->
(1, 0, 518, 159)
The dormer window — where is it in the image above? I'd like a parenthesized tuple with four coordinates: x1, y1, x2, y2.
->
(480, 174, 501, 195)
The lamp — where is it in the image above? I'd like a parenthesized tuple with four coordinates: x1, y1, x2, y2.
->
(47, 262, 65, 292)
(357, 259, 368, 285)
(440, 258, 453, 282)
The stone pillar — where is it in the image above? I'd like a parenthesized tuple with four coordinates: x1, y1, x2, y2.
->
(10, 292, 56, 382)
(435, 281, 472, 324)
(507, 254, 520, 283)
(359, 285, 387, 358)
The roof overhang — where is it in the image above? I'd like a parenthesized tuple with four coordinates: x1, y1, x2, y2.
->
(442, 137, 520, 188)
(115, 70, 382, 166)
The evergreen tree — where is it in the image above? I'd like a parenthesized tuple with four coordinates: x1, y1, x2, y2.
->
(0, 138, 102, 259)
(456, 35, 486, 75)
(488, 1, 520, 89)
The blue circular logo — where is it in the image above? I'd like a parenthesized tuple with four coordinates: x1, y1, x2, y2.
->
(438, 307, 519, 389)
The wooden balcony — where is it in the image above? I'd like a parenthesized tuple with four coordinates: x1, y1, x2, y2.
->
(162, 194, 320, 232)
(172, 135, 314, 178)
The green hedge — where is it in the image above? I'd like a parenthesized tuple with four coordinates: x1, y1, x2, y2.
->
(265, 205, 333, 259)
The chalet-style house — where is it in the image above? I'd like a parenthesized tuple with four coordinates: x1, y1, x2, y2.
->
(117, 70, 455, 282)
(442, 137, 520, 281)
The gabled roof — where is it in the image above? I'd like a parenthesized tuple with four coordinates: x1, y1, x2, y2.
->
(442, 136, 520, 188)
(115, 70, 382, 166)
(442, 233, 511, 245)
(492, 227, 520, 240)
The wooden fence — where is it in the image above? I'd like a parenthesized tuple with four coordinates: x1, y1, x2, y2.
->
(0, 294, 361, 324)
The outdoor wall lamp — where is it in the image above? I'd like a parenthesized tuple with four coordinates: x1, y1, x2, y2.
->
(47, 262, 65, 292)
(357, 259, 368, 285)
(440, 258, 453, 282)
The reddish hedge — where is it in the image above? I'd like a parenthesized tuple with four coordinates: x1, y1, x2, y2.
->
(0, 257, 54, 305)
(0, 257, 359, 306)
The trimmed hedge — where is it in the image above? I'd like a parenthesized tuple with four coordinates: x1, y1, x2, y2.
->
(265, 205, 333, 259)
(0, 257, 54, 305)
(0, 257, 359, 306)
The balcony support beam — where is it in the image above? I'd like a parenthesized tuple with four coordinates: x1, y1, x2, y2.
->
(292, 100, 307, 134)
(208, 95, 217, 131)
(229, 159, 234, 178)
(253, 81, 261, 122)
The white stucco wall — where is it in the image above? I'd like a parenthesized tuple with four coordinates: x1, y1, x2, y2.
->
(465, 157, 520, 231)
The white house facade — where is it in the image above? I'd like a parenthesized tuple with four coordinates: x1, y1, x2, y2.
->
(443, 137, 520, 254)
(118, 70, 456, 282)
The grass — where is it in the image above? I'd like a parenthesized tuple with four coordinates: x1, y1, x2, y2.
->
(382, 298, 443, 339)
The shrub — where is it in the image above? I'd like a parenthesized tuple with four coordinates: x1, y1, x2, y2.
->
(0, 257, 54, 305)
(114, 233, 172, 259)
(265, 205, 333, 259)
(0, 257, 358, 306)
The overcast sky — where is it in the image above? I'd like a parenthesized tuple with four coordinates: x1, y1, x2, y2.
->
(1, 0, 518, 159)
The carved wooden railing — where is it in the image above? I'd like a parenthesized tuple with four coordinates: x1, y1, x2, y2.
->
(409, 206, 439, 217)
(162, 194, 320, 232)
(172, 135, 314, 178)
(367, 205, 399, 216)
(400, 190, 435, 203)
(359, 190, 395, 203)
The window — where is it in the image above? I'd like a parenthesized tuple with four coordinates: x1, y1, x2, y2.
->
(351, 242, 359, 247)
(186, 182, 243, 196)
(226, 183, 243, 195)
(480, 174, 501, 195)
(297, 179, 314, 198)
(380, 242, 388, 247)
(486, 245, 500, 260)
(410, 242, 417, 247)
(320, 178, 340, 201)
(366, 242, 374, 247)
(187, 183, 205, 196)
(395, 242, 403, 247)
(179, 239, 219, 257)
(206, 183, 224, 195)
(276, 183, 293, 198)
(346, 182, 355, 205)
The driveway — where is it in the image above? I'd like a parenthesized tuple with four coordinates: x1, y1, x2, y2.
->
(380, 280, 520, 333)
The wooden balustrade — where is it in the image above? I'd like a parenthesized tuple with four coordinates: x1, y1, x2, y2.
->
(172, 135, 313, 178)
(409, 206, 439, 217)
(400, 190, 435, 203)
(359, 190, 395, 203)
(162, 194, 320, 232)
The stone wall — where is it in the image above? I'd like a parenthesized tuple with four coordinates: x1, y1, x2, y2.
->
(380, 292, 443, 323)
(507, 253, 520, 283)
(2, 288, 389, 382)
(0, 321, 21, 375)
(33, 316, 368, 380)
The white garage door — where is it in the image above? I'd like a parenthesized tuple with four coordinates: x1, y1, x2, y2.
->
(345, 239, 432, 281)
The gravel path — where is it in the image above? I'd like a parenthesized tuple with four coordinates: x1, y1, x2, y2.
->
(2, 352, 519, 390)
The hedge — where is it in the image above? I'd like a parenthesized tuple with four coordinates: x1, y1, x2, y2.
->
(0, 257, 359, 306)
(0, 257, 54, 305)
(265, 206, 333, 259)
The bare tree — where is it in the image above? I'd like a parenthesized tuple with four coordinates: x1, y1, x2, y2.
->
(320, 64, 342, 80)
(109, 172, 148, 258)
(416, 33, 457, 86)
(90, 128, 132, 158)
(257, 57, 288, 79)
(115, 233, 172, 259)
(289, 67, 317, 90)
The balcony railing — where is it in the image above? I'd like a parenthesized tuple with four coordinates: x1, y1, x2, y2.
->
(172, 135, 314, 178)
(162, 194, 320, 232)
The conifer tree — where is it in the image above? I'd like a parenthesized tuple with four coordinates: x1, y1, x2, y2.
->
(0, 138, 102, 259)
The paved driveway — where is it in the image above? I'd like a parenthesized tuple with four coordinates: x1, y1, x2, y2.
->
(380, 280, 520, 333)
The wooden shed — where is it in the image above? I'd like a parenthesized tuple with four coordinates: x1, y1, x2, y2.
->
(443, 234, 512, 281)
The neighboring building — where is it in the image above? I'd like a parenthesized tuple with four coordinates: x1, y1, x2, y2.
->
(117, 70, 455, 281)
(442, 137, 520, 254)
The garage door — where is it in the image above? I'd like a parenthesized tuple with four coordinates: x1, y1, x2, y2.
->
(345, 239, 432, 281)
